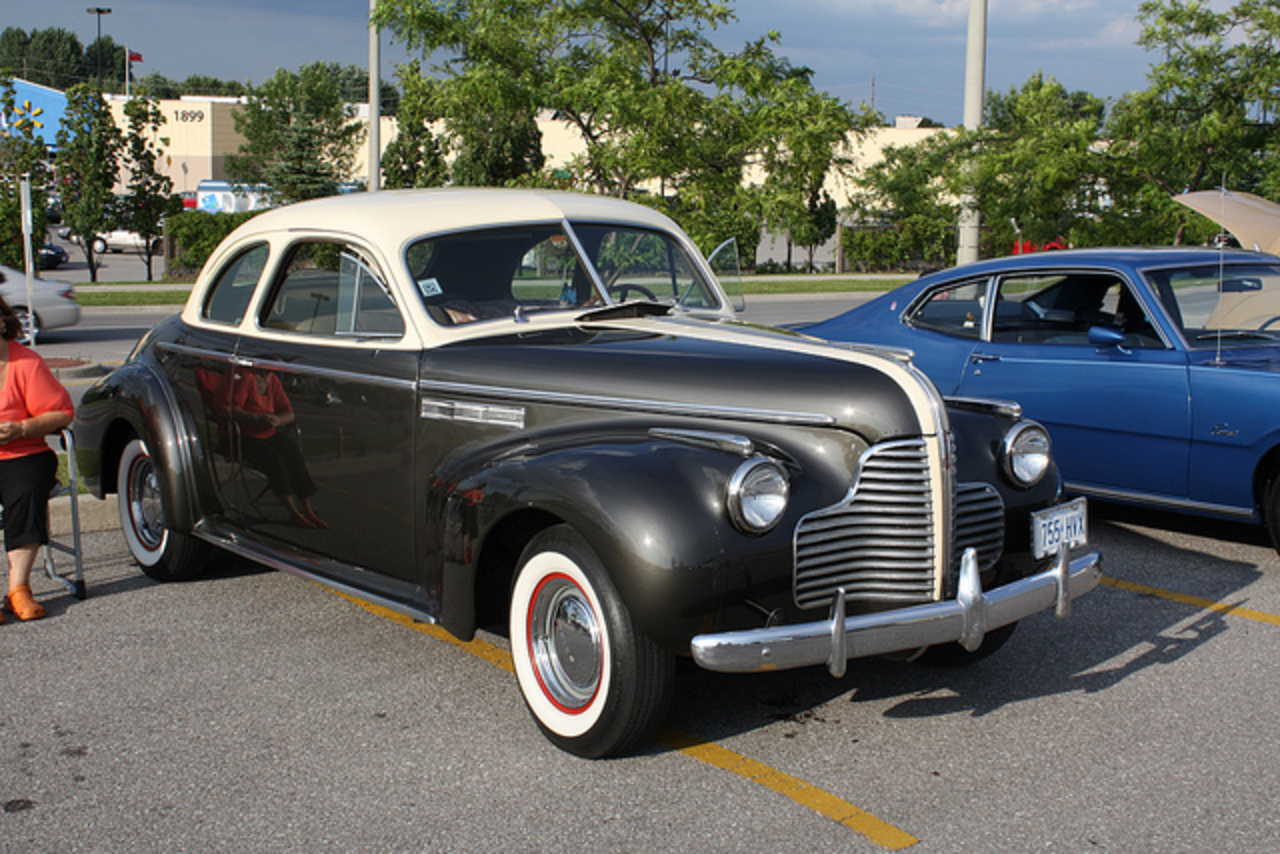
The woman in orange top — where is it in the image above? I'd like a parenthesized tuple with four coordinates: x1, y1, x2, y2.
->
(0, 296, 74, 622)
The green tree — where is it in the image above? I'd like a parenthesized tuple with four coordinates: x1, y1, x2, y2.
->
(176, 74, 248, 98)
(375, 0, 551, 187)
(0, 77, 50, 269)
(0, 28, 31, 81)
(121, 96, 174, 281)
(754, 65, 873, 270)
(970, 73, 1108, 254)
(26, 28, 85, 90)
(1104, 0, 1279, 244)
(225, 62, 365, 206)
(84, 36, 126, 92)
(844, 131, 960, 271)
(379, 61, 447, 189)
(135, 72, 181, 100)
(54, 83, 123, 281)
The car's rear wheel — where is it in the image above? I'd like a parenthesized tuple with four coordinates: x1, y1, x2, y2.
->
(1264, 475, 1280, 556)
(117, 438, 210, 581)
(509, 525, 674, 758)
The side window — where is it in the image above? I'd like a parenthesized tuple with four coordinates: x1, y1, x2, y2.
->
(261, 241, 403, 338)
(906, 281, 987, 339)
(992, 273, 1162, 348)
(409, 225, 577, 326)
(203, 243, 269, 325)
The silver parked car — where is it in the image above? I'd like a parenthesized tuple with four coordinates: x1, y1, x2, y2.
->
(0, 265, 82, 336)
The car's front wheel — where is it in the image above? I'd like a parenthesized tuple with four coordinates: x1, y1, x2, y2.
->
(117, 438, 210, 581)
(509, 525, 674, 758)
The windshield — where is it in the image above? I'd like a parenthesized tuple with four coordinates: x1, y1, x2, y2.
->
(1143, 263, 1280, 348)
(571, 223, 721, 311)
(405, 222, 721, 326)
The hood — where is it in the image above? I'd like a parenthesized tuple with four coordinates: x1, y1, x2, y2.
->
(422, 314, 935, 445)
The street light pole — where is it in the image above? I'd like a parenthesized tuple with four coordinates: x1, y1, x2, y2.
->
(367, 0, 380, 193)
(955, 0, 986, 266)
(86, 7, 113, 89)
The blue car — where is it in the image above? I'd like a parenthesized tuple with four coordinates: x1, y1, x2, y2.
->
(801, 247, 1280, 548)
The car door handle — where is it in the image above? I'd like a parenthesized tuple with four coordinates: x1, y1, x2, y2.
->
(969, 353, 1001, 364)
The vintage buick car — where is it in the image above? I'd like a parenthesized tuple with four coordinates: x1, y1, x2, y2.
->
(74, 189, 1101, 758)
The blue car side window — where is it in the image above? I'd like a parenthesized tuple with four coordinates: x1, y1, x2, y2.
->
(908, 282, 985, 339)
(993, 273, 1164, 349)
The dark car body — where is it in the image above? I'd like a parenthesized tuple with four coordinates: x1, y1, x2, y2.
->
(74, 189, 1099, 757)
(38, 243, 69, 270)
(802, 247, 1280, 546)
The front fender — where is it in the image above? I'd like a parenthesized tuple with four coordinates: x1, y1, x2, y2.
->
(435, 432, 846, 652)
(74, 358, 204, 534)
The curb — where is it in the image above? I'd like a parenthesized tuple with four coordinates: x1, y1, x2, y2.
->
(51, 362, 109, 381)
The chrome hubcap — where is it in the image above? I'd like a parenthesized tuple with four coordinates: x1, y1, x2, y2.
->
(529, 577, 601, 710)
(130, 456, 164, 550)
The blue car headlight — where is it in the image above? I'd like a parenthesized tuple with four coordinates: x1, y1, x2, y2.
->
(728, 457, 790, 534)
(1002, 421, 1052, 487)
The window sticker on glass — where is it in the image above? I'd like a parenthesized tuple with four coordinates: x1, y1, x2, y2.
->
(418, 277, 443, 298)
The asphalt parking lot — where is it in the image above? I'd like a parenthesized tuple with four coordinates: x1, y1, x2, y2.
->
(2, 498, 1279, 850)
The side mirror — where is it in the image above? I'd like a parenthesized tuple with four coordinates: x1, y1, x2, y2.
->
(1087, 325, 1129, 352)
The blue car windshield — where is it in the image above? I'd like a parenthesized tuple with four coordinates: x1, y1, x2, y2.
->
(1144, 263, 1280, 348)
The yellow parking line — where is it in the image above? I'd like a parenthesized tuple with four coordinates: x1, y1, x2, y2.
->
(326, 586, 918, 849)
(1101, 577, 1280, 626)
(655, 727, 918, 849)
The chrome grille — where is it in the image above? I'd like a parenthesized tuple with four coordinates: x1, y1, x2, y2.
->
(953, 482, 1004, 575)
(794, 441, 936, 609)
(793, 440, 1006, 610)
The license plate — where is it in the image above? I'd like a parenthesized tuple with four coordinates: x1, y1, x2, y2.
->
(1031, 497, 1088, 559)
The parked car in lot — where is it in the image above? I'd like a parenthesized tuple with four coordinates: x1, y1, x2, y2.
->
(801, 247, 1280, 550)
(94, 229, 163, 255)
(60, 228, 162, 256)
(38, 243, 69, 270)
(0, 265, 81, 336)
(74, 189, 1100, 757)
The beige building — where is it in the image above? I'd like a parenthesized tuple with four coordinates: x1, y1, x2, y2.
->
(105, 94, 940, 206)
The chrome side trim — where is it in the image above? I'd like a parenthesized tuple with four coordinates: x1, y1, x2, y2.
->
(421, 398, 526, 429)
(944, 396, 1023, 420)
(1065, 482, 1257, 521)
(192, 528, 439, 626)
(416, 379, 837, 426)
(690, 548, 1103, 675)
(157, 341, 235, 362)
(648, 428, 755, 456)
(156, 342, 419, 392)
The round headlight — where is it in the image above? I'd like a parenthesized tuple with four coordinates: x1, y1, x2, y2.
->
(728, 457, 790, 534)
(1002, 421, 1052, 487)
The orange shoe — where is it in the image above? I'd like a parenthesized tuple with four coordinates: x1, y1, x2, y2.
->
(4, 586, 45, 621)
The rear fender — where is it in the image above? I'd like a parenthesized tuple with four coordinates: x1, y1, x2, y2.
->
(75, 360, 203, 534)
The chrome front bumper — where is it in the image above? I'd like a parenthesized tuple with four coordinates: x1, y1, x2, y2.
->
(690, 547, 1103, 676)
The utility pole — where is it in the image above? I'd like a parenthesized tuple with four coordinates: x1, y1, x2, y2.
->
(367, 0, 381, 193)
(956, 0, 986, 266)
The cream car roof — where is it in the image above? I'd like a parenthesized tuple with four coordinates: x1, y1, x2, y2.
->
(221, 188, 682, 249)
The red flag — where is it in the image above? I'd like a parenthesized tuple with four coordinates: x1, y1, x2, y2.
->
(128, 50, 143, 63)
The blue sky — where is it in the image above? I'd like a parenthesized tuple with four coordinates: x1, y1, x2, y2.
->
(8, 0, 1160, 126)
